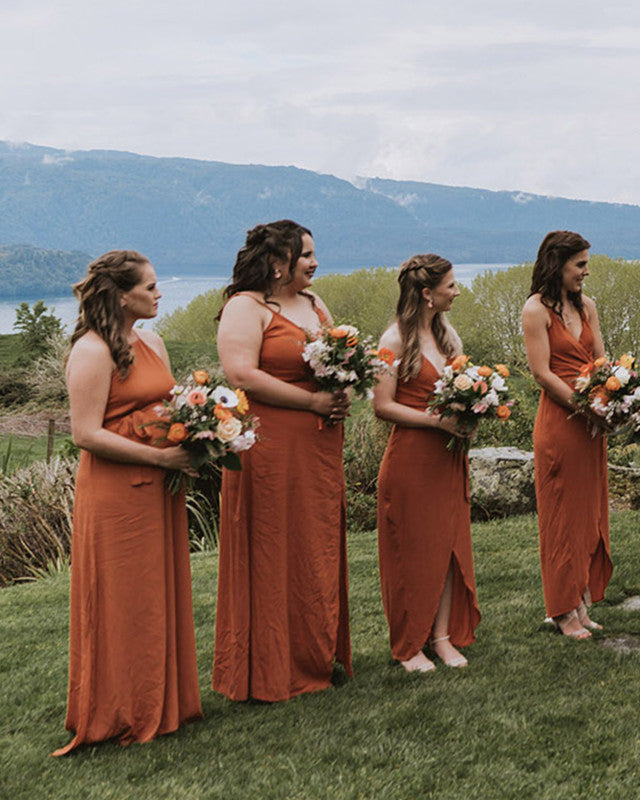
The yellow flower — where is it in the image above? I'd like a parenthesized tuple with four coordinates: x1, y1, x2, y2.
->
(193, 369, 210, 385)
(234, 388, 249, 415)
(617, 353, 634, 370)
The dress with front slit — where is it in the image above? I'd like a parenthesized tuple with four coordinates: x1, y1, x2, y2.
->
(377, 355, 480, 661)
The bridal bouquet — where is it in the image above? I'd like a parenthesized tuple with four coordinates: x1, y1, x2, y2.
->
(302, 324, 396, 398)
(571, 353, 640, 434)
(428, 355, 514, 452)
(153, 369, 258, 493)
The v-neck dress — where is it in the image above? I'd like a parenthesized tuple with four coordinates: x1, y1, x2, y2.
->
(212, 297, 352, 702)
(377, 356, 481, 661)
(53, 337, 202, 756)
(533, 310, 612, 617)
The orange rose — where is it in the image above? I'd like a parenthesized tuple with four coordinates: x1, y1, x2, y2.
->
(450, 354, 469, 371)
(234, 388, 249, 415)
(214, 403, 233, 420)
(193, 369, 210, 385)
(593, 356, 607, 368)
(591, 386, 609, 404)
(579, 362, 594, 376)
(494, 363, 510, 378)
(496, 405, 511, 420)
(605, 376, 621, 392)
(329, 327, 348, 338)
(377, 347, 396, 366)
(477, 365, 492, 377)
(167, 422, 188, 443)
(346, 335, 358, 347)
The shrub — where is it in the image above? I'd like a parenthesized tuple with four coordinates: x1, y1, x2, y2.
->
(13, 300, 64, 362)
(155, 288, 224, 344)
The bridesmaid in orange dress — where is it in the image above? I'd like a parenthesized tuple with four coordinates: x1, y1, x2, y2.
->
(373, 254, 480, 673)
(213, 220, 352, 701)
(53, 250, 202, 755)
(522, 231, 612, 639)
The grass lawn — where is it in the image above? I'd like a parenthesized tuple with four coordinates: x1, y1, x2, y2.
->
(2, 513, 640, 799)
(0, 434, 72, 474)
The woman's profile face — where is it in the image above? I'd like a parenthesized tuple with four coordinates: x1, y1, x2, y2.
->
(561, 249, 590, 294)
(424, 268, 460, 312)
(288, 233, 318, 291)
(120, 261, 162, 320)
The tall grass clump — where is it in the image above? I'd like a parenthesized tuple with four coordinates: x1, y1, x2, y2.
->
(0, 457, 76, 586)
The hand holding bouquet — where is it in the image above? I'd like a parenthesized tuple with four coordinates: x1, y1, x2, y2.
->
(302, 324, 396, 400)
(571, 353, 640, 435)
(153, 369, 258, 492)
(428, 355, 514, 452)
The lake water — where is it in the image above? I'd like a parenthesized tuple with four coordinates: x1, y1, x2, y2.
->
(0, 263, 513, 334)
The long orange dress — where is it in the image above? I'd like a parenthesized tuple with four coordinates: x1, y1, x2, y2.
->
(534, 310, 612, 617)
(377, 356, 480, 661)
(53, 337, 202, 756)
(213, 300, 352, 702)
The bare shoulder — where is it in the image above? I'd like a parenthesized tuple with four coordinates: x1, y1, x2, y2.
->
(68, 330, 111, 362)
(379, 322, 402, 353)
(136, 328, 164, 348)
(522, 293, 549, 323)
(307, 290, 330, 316)
(581, 294, 597, 315)
(221, 292, 269, 320)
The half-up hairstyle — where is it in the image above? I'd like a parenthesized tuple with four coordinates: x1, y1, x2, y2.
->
(397, 253, 458, 382)
(71, 250, 149, 378)
(221, 219, 312, 310)
(529, 230, 590, 317)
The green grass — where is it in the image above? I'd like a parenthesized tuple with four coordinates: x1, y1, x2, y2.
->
(0, 333, 24, 368)
(0, 434, 73, 475)
(2, 513, 640, 799)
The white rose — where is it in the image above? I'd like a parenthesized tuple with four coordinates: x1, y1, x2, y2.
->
(491, 375, 507, 392)
(229, 430, 256, 452)
(612, 365, 631, 387)
(216, 417, 243, 443)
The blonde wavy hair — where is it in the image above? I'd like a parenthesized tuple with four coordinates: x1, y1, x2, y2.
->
(396, 253, 459, 382)
(70, 250, 149, 378)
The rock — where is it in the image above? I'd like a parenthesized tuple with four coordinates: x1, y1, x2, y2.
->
(608, 464, 640, 510)
(469, 446, 536, 520)
(617, 595, 640, 611)
(598, 635, 640, 654)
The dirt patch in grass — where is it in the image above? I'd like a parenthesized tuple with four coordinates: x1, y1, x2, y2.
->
(599, 634, 640, 654)
(0, 411, 70, 436)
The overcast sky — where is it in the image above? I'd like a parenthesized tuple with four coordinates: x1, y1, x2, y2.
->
(2, 0, 639, 204)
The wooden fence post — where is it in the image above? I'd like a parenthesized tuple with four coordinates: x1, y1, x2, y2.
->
(47, 419, 55, 462)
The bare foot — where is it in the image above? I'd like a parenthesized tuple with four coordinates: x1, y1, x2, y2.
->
(400, 652, 436, 673)
(430, 635, 468, 668)
(553, 609, 591, 639)
(576, 600, 603, 631)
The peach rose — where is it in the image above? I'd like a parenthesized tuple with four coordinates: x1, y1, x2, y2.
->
(605, 376, 621, 392)
(473, 380, 488, 395)
(217, 417, 243, 443)
(453, 373, 473, 391)
(192, 370, 210, 385)
(617, 353, 634, 369)
(450, 354, 469, 371)
(494, 363, 510, 378)
(214, 402, 233, 421)
(496, 405, 511, 420)
(167, 422, 189, 443)
(187, 389, 206, 406)
(477, 365, 492, 377)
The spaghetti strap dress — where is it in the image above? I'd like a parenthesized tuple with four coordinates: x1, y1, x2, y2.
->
(533, 310, 612, 617)
(377, 356, 480, 661)
(212, 297, 352, 702)
(53, 337, 202, 756)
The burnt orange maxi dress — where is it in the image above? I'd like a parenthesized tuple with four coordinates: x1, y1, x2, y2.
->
(213, 297, 352, 701)
(53, 337, 202, 756)
(534, 310, 612, 618)
(377, 357, 480, 661)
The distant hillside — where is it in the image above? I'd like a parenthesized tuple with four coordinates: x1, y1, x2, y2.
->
(1, 141, 640, 288)
(0, 243, 90, 298)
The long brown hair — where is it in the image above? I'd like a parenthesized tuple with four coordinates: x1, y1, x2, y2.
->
(529, 230, 590, 317)
(397, 253, 458, 382)
(220, 219, 313, 312)
(71, 250, 149, 377)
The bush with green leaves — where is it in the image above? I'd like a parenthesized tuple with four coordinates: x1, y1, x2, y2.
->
(13, 300, 64, 361)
